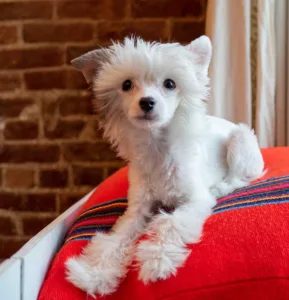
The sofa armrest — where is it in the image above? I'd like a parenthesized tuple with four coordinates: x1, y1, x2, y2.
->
(0, 259, 21, 300)
(0, 189, 94, 300)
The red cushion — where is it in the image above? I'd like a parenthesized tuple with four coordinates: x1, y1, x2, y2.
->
(38, 148, 289, 300)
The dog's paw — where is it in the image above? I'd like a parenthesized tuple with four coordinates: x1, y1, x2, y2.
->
(211, 179, 247, 198)
(65, 256, 119, 297)
(211, 181, 235, 198)
(210, 184, 227, 198)
(136, 240, 191, 284)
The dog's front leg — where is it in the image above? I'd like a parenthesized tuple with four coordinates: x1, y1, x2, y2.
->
(136, 186, 215, 284)
(66, 185, 152, 296)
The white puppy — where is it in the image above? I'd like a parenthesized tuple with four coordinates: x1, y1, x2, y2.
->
(65, 36, 264, 296)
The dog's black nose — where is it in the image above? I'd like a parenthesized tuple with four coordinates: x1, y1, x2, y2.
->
(139, 97, 155, 112)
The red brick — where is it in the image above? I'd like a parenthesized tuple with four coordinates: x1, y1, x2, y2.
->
(73, 165, 103, 186)
(66, 45, 99, 64)
(42, 98, 59, 120)
(0, 215, 17, 235)
(0, 47, 63, 70)
(22, 215, 55, 235)
(0, 193, 21, 210)
(19, 103, 41, 122)
(0, 97, 34, 118)
(59, 192, 89, 212)
(25, 70, 64, 89)
(0, 237, 30, 259)
(107, 166, 123, 177)
(19, 103, 40, 120)
(0, 192, 56, 212)
(0, 1, 53, 21)
(132, 0, 204, 18)
(4, 120, 38, 140)
(59, 94, 94, 116)
(23, 23, 94, 43)
(57, 0, 125, 19)
(40, 169, 68, 188)
(0, 169, 2, 186)
(5, 168, 35, 188)
(171, 21, 205, 43)
(0, 144, 60, 163)
(79, 119, 103, 140)
(24, 69, 86, 90)
(66, 69, 88, 89)
(45, 119, 85, 139)
(98, 21, 167, 43)
(21, 193, 57, 212)
(63, 142, 119, 162)
(0, 73, 21, 92)
(0, 25, 17, 45)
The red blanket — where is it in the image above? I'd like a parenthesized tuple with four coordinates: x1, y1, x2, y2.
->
(39, 148, 289, 300)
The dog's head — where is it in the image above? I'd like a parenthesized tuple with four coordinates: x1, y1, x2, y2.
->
(72, 36, 211, 155)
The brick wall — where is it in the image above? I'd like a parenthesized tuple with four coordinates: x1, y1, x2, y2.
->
(0, 0, 207, 259)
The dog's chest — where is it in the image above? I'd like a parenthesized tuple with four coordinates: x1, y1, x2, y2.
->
(136, 143, 185, 203)
(145, 161, 182, 204)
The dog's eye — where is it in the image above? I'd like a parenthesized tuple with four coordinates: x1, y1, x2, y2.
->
(163, 79, 176, 90)
(122, 79, 133, 91)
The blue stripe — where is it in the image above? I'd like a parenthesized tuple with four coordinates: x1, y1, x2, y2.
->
(214, 197, 289, 214)
(70, 225, 112, 233)
(84, 198, 128, 212)
(235, 176, 289, 192)
(70, 198, 128, 227)
(67, 236, 92, 242)
(216, 188, 289, 206)
(71, 208, 127, 227)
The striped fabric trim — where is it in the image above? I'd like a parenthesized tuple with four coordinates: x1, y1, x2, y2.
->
(65, 175, 289, 243)
(65, 199, 127, 244)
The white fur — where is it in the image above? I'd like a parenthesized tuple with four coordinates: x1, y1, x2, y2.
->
(66, 36, 264, 296)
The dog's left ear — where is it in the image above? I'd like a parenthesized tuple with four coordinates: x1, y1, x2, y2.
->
(185, 35, 212, 73)
(71, 48, 111, 84)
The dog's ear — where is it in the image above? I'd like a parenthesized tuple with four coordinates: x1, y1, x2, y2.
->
(71, 48, 110, 84)
(185, 36, 212, 73)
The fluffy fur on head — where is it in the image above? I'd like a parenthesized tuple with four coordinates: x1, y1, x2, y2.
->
(66, 36, 264, 297)
(72, 36, 212, 160)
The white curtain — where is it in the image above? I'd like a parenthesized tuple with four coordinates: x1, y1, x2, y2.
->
(275, 0, 289, 146)
(206, 0, 252, 126)
(206, 0, 278, 148)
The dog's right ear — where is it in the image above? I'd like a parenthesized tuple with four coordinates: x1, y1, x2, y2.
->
(185, 36, 212, 74)
(71, 48, 110, 84)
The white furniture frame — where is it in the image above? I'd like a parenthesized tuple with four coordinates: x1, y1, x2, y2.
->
(0, 190, 93, 300)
